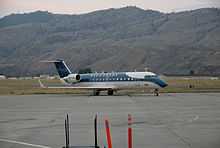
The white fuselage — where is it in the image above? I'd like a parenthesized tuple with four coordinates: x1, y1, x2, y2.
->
(61, 72, 167, 89)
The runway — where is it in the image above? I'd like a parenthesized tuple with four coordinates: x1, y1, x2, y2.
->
(0, 93, 220, 148)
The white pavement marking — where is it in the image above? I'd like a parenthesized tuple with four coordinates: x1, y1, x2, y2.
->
(188, 115, 199, 123)
(0, 138, 51, 148)
(193, 115, 199, 121)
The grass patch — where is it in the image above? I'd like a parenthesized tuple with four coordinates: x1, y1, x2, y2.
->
(162, 78, 220, 93)
(0, 79, 87, 95)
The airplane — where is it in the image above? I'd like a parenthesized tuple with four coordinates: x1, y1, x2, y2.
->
(40, 59, 168, 96)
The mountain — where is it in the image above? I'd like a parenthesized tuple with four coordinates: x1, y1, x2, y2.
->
(0, 11, 54, 28)
(0, 7, 220, 76)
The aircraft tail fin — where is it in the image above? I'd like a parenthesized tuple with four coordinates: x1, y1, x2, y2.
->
(41, 59, 72, 78)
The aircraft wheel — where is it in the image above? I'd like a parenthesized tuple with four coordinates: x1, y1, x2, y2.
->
(154, 89, 159, 96)
(107, 89, 114, 95)
(93, 90, 100, 96)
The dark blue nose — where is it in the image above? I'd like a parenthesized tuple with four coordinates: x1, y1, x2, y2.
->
(144, 75, 168, 88)
(156, 78, 168, 88)
(161, 80, 168, 88)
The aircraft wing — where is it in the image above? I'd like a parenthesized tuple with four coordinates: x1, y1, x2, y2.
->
(38, 79, 116, 90)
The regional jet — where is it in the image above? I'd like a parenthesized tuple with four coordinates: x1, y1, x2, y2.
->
(40, 59, 167, 96)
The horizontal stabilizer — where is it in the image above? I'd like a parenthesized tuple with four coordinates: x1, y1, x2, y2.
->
(40, 60, 62, 63)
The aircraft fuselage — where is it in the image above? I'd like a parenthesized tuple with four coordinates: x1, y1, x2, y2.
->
(62, 72, 167, 89)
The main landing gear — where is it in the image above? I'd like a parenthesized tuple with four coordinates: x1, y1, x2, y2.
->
(107, 89, 114, 96)
(93, 89, 114, 96)
(154, 88, 159, 96)
(93, 90, 100, 96)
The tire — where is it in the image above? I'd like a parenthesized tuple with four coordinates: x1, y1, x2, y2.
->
(107, 89, 114, 95)
(93, 90, 100, 96)
(154, 89, 159, 96)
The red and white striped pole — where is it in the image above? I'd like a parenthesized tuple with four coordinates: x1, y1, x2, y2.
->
(128, 114, 132, 148)
(105, 119, 112, 148)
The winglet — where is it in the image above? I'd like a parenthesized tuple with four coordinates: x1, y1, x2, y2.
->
(38, 79, 46, 88)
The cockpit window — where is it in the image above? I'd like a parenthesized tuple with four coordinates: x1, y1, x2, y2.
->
(145, 75, 157, 79)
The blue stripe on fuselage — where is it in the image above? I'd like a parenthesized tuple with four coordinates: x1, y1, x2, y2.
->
(74, 72, 167, 88)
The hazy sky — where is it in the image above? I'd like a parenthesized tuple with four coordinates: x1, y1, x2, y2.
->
(1, 0, 220, 17)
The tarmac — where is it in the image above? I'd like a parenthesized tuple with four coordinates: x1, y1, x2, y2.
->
(0, 93, 220, 148)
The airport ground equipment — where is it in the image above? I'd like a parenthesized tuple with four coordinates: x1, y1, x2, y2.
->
(63, 114, 133, 148)
(62, 114, 99, 148)
(104, 114, 133, 148)
(105, 119, 112, 148)
(128, 114, 132, 148)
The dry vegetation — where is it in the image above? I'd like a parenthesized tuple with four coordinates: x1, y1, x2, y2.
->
(0, 77, 220, 95)
(162, 77, 220, 93)
(0, 79, 88, 95)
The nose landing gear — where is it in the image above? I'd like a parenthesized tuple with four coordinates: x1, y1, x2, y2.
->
(154, 88, 159, 96)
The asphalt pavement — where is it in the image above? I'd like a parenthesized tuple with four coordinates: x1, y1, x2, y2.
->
(0, 93, 220, 148)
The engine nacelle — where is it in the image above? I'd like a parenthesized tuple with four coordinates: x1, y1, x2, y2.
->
(64, 74, 81, 83)
(74, 74, 81, 81)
